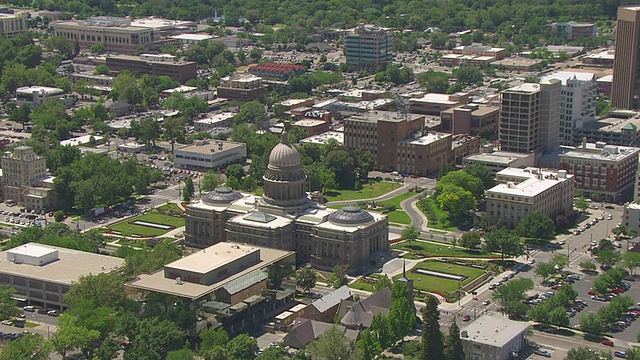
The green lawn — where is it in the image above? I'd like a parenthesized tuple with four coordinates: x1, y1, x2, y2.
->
(349, 273, 385, 292)
(158, 203, 184, 215)
(417, 197, 456, 231)
(394, 260, 486, 295)
(391, 240, 500, 259)
(325, 181, 401, 202)
(374, 191, 415, 224)
(107, 213, 185, 237)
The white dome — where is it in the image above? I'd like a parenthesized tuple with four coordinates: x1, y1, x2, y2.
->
(268, 135, 301, 168)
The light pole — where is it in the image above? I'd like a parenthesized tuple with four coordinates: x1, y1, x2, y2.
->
(458, 278, 462, 306)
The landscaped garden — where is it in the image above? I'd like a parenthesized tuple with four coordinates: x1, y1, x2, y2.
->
(393, 260, 487, 296)
(324, 180, 401, 202)
(349, 273, 387, 292)
(416, 197, 457, 231)
(106, 212, 185, 237)
(391, 239, 501, 259)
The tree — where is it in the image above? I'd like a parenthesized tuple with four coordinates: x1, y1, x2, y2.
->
(460, 231, 481, 249)
(249, 48, 263, 61)
(163, 117, 185, 153)
(94, 64, 110, 75)
(201, 171, 223, 192)
(306, 325, 353, 360)
(623, 251, 640, 276)
(564, 347, 606, 360)
(225, 164, 246, 182)
(236, 49, 247, 63)
(200, 327, 229, 353)
(550, 254, 570, 269)
(371, 313, 393, 350)
(296, 267, 317, 293)
(8, 103, 31, 129)
(503, 300, 530, 320)
(353, 148, 374, 180)
(373, 275, 392, 292)
(579, 312, 603, 335)
(401, 226, 420, 245)
(492, 278, 534, 310)
(131, 117, 161, 147)
(0, 333, 50, 360)
(63, 272, 127, 308)
(354, 329, 382, 360)
(421, 295, 444, 359)
(234, 100, 266, 125)
(323, 150, 357, 190)
(452, 66, 484, 85)
(436, 184, 476, 219)
(183, 176, 195, 203)
(416, 70, 450, 93)
(463, 163, 494, 189)
(516, 212, 556, 239)
(226, 334, 258, 360)
(436, 171, 483, 200)
(90, 42, 106, 55)
(444, 319, 465, 360)
(596, 250, 621, 268)
(266, 263, 294, 289)
(575, 197, 589, 212)
(388, 282, 416, 340)
(50, 314, 100, 359)
(0, 286, 16, 321)
(329, 265, 349, 288)
(534, 262, 556, 280)
(484, 228, 525, 261)
(580, 261, 597, 272)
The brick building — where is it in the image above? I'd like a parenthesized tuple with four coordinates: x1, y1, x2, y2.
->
(105, 54, 197, 83)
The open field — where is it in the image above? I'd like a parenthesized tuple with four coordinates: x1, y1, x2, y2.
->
(394, 260, 486, 295)
(325, 181, 401, 202)
(107, 213, 184, 237)
(391, 240, 500, 259)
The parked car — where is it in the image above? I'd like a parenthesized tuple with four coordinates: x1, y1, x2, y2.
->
(534, 348, 552, 358)
(482, 300, 490, 305)
(22, 306, 34, 312)
(462, 315, 471, 321)
(615, 351, 628, 358)
(602, 339, 614, 346)
(46, 310, 58, 317)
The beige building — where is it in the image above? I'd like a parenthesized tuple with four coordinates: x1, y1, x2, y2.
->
(174, 140, 247, 172)
(612, 6, 640, 110)
(440, 104, 499, 137)
(1, 146, 58, 210)
(486, 167, 574, 227)
(0, 243, 124, 310)
(461, 315, 530, 360)
(217, 75, 268, 102)
(15, 86, 66, 108)
(624, 202, 640, 232)
(0, 10, 28, 37)
(396, 132, 452, 176)
(184, 134, 389, 273)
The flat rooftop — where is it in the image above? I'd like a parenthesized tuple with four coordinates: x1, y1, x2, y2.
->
(294, 119, 326, 127)
(0, 244, 124, 286)
(175, 140, 245, 155)
(402, 133, 451, 146)
(347, 111, 423, 123)
(465, 151, 534, 165)
(410, 93, 459, 105)
(108, 54, 192, 65)
(167, 243, 258, 274)
(195, 112, 235, 124)
(441, 104, 498, 116)
(462, 315, 530, 347)
(488, 168, 573, 197)
(505, 83, 541, 93)
(16, 86, 64, 94)
(171, 34, 216, 41)
(541, 71, 595, 85)
(558, 143, 639, 162)
(300, 131, 344, 145)
(127, 244, 293, 300)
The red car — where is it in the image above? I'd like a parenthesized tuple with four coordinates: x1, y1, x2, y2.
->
(587, 289, 598, 295)
(463, 315, 471, 322)
(602, 339, 614, 347)
(410, 175, 418, 178)
(551, 285, 563, 290)
(612, 287, 625, 293)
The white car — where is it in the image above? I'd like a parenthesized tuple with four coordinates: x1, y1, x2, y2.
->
(557, 239, 566, 245)
(591, 240, 598, 247)
(528, 259, 536, 264)
(482, 300, 490, 305)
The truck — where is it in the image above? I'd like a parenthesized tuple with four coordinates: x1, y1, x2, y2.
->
(90, 207, 105, 218)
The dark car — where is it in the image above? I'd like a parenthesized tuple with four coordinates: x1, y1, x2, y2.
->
(615, 351, 628, 358)
(462, 315, 471, 321)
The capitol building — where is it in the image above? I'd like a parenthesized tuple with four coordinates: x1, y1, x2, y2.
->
(184, 134, 389, 272)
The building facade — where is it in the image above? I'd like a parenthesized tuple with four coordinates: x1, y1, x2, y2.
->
(0, 10, 27, 37)
(558, 142, 640, 202)
(541, 71, 597, 146)
(174, 140, 247, 172)
(440, 104, 499, 137)
(624, 202, 640, 232)
(217, 75, 268, 101)
(15, 86, 66, 108)
(463, 151, 536, 175)
(344, 111, 425, 171)
(184, 135, 389, 273)
(486, 168, 574, 227)
(612, 6, 640, 110)
(344, 24, 393, 69)
(1, 146, 58, 210)
(461, 315, 530, 360)
(105, 54, 197, 83)
(396, 133, 452, 176)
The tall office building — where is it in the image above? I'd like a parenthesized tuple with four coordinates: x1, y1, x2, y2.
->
(499, 82, 560, 154)
(612, 6, 640, 110)
(540, 71, 597, 145)
(344, 24, 393, 69)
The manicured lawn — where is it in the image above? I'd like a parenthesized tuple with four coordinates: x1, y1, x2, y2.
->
(349, 273, 385, 292)
(158, 203, 184, 214)
(374, 191, 415, 224)
(325, 181, 401, 202)
(107, 213, 185, 237)
(394, 260, 486, 295)
(391, 240, 500, 259)
(417, 197, 456, 231)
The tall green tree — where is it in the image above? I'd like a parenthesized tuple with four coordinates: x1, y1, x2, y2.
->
(329, 265, 349, 289)
(516, 212, 555, 239)
(421, 295, 444, 359)
(201, 171, 223, 192)
(163, 116, 185, 153)
(200, 327, 229, 353)
(296, 267, 317, 293)
(355, 329, 382, 360)
(0, 286, 16, 321)
(389, 282, 416, 340)
(183, 176, 195, 202)
(579, 312, 602, 335)
(444, 320, 465, 360)
(492, 278, 534, 310)
(371, 313, 393, 350)
(0, 333, 50, 360)
(226, 334, 259, 360)
(484, 228, 525, 261)
(306, 326, 353, 360)
(401, 226, 420, 245)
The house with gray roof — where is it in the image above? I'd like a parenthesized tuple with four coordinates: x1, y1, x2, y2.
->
(304, 285, 354, 323)
(282, 318, 359, 349)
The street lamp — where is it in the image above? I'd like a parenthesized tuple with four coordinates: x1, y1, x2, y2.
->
(458, 278, 462, 306)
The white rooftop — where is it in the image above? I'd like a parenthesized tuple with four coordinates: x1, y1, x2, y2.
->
(462, 315, 530, 347)
(300, 131, 344, 145)
(402, 132, 451, 146)
(559, 143, 640, 162)
(410, 93, 458, 104)
(167, 243, 259, 274)
(171, 33, 216, 41)
(541, 71, 595, 85)
(505, 83, 540, 93)
(16, 86, 64, 94)
(195, 112, 235, 124)
(9, 244, 56, 258)
(228, 211, 293, 229)
(60, 135, 104, 147)
(488, 168, 573, 197)
(162, 85, 197, 94)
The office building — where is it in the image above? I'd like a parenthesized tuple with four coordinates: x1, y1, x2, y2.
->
(499, 81, 561, 154)
(452, 45, 506, 60)
(0, 10, 27, 37)
(396, 132, 452, 176)
(541, 71, 597, 145)
(577, 110, 640, 146)
(184, 135, 389, 273)
(624, 202, 640, 231)
(409, 93, 470, 115)
(15, 86, 66, 108)
(460, 315, 530, 360)
(559, 142, 640, 202)
(344, 111, 425, 171)
(463, 151, 536, 175)
(174, 140, 247, 172)
(550, 21, 597, 40)
(486, 168, 574, 227)
(0, 243, 124, 310)
(217, 75, 268, 102)
(612, 6, 640, 110)
(344, 24, 393, 69)
(105, 54, 197, 83)
(194, 113, 235, 132)
(1, 146, 58, 210)
(440, 104, 499, 136)
(170, 33, 216, 45)
(452, 135, 482, 164)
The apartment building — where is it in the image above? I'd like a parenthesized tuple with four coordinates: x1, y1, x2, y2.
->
(0, 10, 27, 37)
(217, 75, 268, 102)
(1, 146, 58, 210)
(623, 202, 640, 231)
(499, 81, 560, 154)
(558, 142, 640, 202)
(105, 54, 197, 83)
(396, 132, 452, 176)
(486, 167, 574, 227)
(344, 111, 424, 171)
(612, 6, 640, 110)
(344, 24, 393, 69)
(541, 71, 597, 146)
(440, 104, 499, 137)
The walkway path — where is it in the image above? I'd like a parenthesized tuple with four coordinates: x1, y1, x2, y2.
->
(326, 183, 410, 206)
